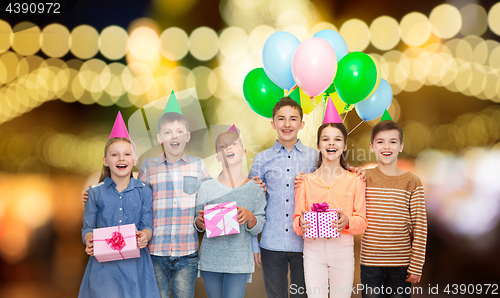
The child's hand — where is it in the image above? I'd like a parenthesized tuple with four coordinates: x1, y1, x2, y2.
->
(237, 207, 257, 228)
(299, 210, 311, 234)
(332, 209, 349, 233)
(348, 167, 365, 181)
(294, 172, 305, 188)
(251, 176, 267, 194)
(136, 230, 148, 249)
(85, 235, 94, 256)
(253, 253, 261, 268)
(196, 210, 206, 231)
(82, 185, 91, 204)
(405, 273, 421, 283)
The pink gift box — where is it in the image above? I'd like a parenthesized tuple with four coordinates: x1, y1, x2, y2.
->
(304, 209, 340, 238)
(93, 224, 140, 262)
(204, 201, 240, 238)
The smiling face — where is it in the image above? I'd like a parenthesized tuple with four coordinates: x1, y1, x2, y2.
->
(215, 131, 246, 167)
(317, 126, 347, 163)
(271, 106, 305, 145)
(370, 129, 404, 165)
(103, 140, 137, 179)
(157, 120, 190, 161)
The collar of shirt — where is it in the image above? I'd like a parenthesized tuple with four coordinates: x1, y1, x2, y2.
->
(104, 176, 145, 191)
(157, 152, 189, 165)
(272, 139, 305, 154)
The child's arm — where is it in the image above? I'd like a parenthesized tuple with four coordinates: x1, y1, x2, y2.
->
(293, 178, 310, 236)
(137, 161, 148, 184)
(82, 189, 98, 254)
(341, 177, 368, 234)
(407, 179, 427, 280)
(241, 187, 267, 235)
(194, 186, 207, 232)
(138, 185, 154, 247)
(248, 153, 265, 183)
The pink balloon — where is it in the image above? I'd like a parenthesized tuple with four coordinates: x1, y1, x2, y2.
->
(291, 37, 338, 97)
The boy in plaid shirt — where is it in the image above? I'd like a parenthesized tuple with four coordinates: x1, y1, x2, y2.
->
(138, 111, 211, 298)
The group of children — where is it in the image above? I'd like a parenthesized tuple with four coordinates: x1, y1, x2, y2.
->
(79, 95, 427, 298)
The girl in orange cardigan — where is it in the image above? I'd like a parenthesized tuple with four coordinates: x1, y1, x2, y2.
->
(293, 122, 367, 298)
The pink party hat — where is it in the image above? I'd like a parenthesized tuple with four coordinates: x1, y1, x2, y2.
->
(323, 97, 342, 124)
(109, 111, 130, 139)
(228, 124, 239, 134)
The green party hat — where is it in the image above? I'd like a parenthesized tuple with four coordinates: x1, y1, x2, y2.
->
(380, 109, 393, 121)
(163, 90, 183, 115)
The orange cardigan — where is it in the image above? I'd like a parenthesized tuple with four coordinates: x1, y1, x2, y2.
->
(293, 171, 367, 236)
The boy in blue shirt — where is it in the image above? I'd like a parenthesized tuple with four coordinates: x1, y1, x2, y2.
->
(249, 97, 318, 298)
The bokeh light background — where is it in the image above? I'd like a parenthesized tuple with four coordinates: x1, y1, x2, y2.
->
(1, 0, 500, 297)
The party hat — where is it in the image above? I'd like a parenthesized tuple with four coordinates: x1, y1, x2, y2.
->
(163, 90, 183, 115)
(380, 109, 393, 121)
(228, 124, 239, 134)
(323, 97, 342, 124)
(109, 111, 130, 139)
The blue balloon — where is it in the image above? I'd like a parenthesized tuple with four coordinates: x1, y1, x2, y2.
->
(313, 29, 348, 62)
(262, 31, 300, 90)
(355, 79, 393, 121)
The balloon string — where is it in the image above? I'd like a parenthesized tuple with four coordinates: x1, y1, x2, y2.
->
(342, 110, 349, 123)
(348, 120, 363, 135)
(310, 96, 316, 105)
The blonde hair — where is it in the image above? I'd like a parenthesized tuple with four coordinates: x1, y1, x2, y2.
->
(98, 137, 138, 183)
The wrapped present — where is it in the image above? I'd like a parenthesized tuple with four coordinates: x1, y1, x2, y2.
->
(304, 202, 340, 238)
(93, 224, 140, 262)
(204, 201, 240, 238)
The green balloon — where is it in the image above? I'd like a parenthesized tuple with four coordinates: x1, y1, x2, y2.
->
(334, 52, 377, 105)
(289, 86, 301, 106)
(324, 82, 336, 94)
(243, 68, 284, 118)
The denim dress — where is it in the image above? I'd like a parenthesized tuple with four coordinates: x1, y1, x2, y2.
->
(78, 176, 160, 298)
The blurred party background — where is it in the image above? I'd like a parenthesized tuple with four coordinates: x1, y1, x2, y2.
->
(1, 0, 500, 297)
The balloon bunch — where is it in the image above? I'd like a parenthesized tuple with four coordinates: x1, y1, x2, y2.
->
(243, 29, 393, 122)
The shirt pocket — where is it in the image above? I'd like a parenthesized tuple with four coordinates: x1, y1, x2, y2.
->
(331, 190, 353, 213)
(183, 176, 198, 195)
(127, 197, 141, 211)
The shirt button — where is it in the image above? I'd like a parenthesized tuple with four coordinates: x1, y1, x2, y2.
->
(171, 237, 174, 240)
(287, 169, 289, 172)
(119, 208, 122, 211)
(286, 199, 289, 202)
(286, 184, 289, 187)
(174, 202, 176, 204)
(286, 214, 288, 217)
(119, 220, 122, 223)
(286, 229, 288, 232)
(288, 156, 290, 158)
(282, 146, 285, 149)
(119, 196, 122, 199)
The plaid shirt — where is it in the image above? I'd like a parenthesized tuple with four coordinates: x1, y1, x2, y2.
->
(138, 153, 211, 257)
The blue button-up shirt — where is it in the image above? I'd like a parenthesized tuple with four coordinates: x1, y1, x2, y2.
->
(82, 176, 154, 243)
(249, 140, 318, 253)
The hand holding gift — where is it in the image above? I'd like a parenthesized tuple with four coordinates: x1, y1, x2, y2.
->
(136, 230, 150, 249)
(85, 233, 94, 256)
(332, 209, 349, 233)
(237, 206, 257, 228)
(196, 210, 206, 231)
(299, 210, 311, 234)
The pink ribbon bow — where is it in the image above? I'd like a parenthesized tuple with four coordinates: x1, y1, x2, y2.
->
(106, 231, 126, 251)
(311, 202, 330, 212)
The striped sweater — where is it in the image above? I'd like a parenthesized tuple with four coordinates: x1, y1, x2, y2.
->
(360, 167, 427, 275)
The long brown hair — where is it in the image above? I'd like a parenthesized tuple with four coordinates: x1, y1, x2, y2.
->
(316, 123, 348, 170)
(98, 137, 138, 183)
